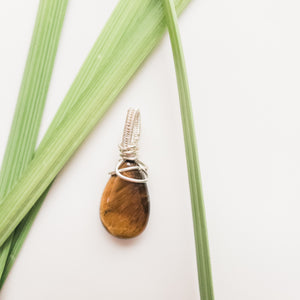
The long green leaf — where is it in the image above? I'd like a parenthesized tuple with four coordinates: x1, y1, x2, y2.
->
(162, 0, 214, 299)
(0, 0, 165, 285)
(0, 0, 145, 286)
(0, 0, 68, 282)
(0, 0, 191, 259)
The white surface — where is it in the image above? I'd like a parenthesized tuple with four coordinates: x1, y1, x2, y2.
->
(0, 0, 300, 299)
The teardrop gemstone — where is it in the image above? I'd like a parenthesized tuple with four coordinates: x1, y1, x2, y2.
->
(100, 160, 150, 238)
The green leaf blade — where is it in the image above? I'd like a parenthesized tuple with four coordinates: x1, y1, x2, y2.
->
(0, 0, 68, 283)
(162, 0, 215, 299)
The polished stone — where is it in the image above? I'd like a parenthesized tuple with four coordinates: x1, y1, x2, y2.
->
(100, 160, 149, 238)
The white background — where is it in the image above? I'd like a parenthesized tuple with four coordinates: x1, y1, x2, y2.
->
(0, 0, 300, 299)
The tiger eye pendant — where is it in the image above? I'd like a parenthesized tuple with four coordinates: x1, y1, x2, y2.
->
(100, 109, 149, 238)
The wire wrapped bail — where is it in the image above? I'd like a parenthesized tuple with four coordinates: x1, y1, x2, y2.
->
(119, 108, 141, 160)
(113, 108, 148, 183)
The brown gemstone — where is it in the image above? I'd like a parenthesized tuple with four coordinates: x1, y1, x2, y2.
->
(100, 160, 149, 238)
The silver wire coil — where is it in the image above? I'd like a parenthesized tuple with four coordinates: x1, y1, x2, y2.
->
(119, 108, 141, 160)
(111, 108, 148, 183)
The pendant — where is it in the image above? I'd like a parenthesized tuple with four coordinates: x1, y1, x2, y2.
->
(100, 108, 149, 239)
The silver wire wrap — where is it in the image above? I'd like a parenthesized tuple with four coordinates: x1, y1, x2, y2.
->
(110, 108, 148, 183)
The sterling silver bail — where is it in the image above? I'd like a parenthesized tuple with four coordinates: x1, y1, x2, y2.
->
(110, 108, 148, 183)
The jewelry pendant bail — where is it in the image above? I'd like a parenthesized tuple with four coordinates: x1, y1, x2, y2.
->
(114, 108, 148, 183)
